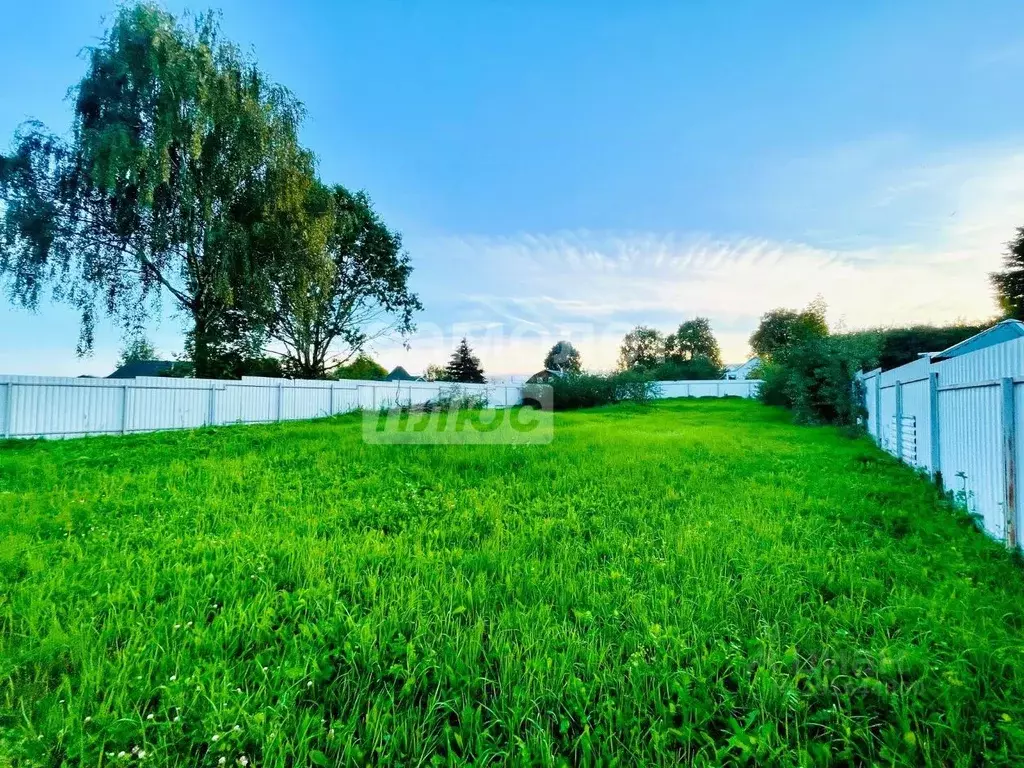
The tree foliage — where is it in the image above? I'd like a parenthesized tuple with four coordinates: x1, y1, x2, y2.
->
(424, 363, 448, 382)
(618, 326, 664, 370)
(840, 323, 989, 372)
(331, 353, 386, 381)
(543, 340, 582, 374)
(758, 335, 878, 427)
(116, 337, 158, 367)
(444, 338, 485, 383)
(750, 298, 828, 359)
(665, 317, 722, 368)
(269, 186, 420, 379)
(548, 370, 659, 411)
(0, 5, 312, 377)
(649, 358, 723, 381)
(991, 227, 1024, 320)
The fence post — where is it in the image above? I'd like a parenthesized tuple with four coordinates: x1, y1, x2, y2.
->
(277, 380, 284, 422)
(3, 382, 12, 438)
(894, 381, 904, 461)
(874, 374, 881, 441)
(929, 372, 941, 484)
(121, 382, 130, 435)
(329, 384, 335, 416)
(208, 384, 217, 427)
(1001, 377, 1018, 549)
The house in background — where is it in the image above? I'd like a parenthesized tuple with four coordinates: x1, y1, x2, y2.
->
(108, 360, 177, 379)
(384, 365, 424, 382)
(525, 369, 567, 384)
(724, 356, 760, 381)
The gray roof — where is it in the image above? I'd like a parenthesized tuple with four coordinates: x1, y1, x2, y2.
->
(107, 360, 177, 379)
(384, 365, 422, 381)
(932, 320, 1024, 361)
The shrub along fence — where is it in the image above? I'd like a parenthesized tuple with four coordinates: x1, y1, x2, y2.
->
(0, 375, 761, 440)
(857, 331, 1024, 547)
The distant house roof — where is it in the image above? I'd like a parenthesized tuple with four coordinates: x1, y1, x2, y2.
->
(725, 355, 759, 369)
(724, 356, 760, 379)
(525, 368, 567, 384)
(107, 360, 177, 379)
(384, 365, 423, 382)
(932, 320, 1024, 361)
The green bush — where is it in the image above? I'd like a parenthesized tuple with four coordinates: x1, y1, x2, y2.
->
(840, 323, 989, 371)
(648, 356, 723, 381)
(759, 336, 877, 426)
(548, 371, 659, 411)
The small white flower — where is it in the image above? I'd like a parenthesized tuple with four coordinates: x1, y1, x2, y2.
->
(211, 734, 220, 742)
(84, 716, 92, 723)
(169, 675, 176, 682)
(236, 688, 242, 694)
(233, 724, 241, 731)
(239, 756, 249, 766)
(186, 622, 193, 628)
(218, 758, 226, 766)
(173, 716, 180, 723)
(307, 681, 313, 687)
(137, 750, 146, 759)
(261, 666, 268, 673)
(146, 714, 154, 720)
(173, 624, 181, 630)
(118, 751, 127, 758)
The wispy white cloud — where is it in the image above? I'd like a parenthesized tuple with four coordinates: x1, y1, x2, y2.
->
(385, 143, 1021, 375)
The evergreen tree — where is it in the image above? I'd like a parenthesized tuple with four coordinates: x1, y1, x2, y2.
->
(444, 338, 485, 383)
(992, 227, 1024, 320)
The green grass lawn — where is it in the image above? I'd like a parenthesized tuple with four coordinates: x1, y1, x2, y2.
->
(3, 399, 1024, 766)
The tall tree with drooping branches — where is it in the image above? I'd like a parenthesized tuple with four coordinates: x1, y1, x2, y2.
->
(0, 3, 311, 377)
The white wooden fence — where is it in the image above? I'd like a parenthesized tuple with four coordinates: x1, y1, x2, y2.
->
(858, 337, 1024, 547)
(0, 374, 761, 440)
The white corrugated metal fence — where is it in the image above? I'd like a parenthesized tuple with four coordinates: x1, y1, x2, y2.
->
(0, 375, 761, 440)
(859, 337, 1024, 546)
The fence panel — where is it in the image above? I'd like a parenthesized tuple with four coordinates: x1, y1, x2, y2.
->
(900, 377, 932, 473)
(129, 380, 214, 432)
(937, 383, 1006, 538)
(657, 380, 759, 398)
(878, 384, 897, 454)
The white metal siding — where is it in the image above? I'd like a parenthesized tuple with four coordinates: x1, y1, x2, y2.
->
(938, 383, 1005, 537)
(0, 375, 760, 440)
(936, 336, 1024, 385)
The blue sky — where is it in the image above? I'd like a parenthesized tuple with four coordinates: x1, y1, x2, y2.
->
(2, 1, 1023, 375)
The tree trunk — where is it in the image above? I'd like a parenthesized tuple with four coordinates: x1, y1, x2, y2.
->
(192, 309, 214, 380)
